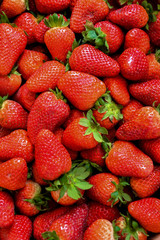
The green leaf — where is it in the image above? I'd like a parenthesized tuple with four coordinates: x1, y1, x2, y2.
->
(93, 131, 103, 143)
(74, 181, 93, 190)
(44, 13, 69, 28)
(25, 0, 30, 10)
(97, 127, 108, 135)
(79, 118, 90, 127)
(0, 11, 10, 23)
(84, 127, 93, 136)
(42, 231, 60, 240)
(58, 185, 67, 202)
(0, 95, 8, 108)
(67, 184, 82, 200)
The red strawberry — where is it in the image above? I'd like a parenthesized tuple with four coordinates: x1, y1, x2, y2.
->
(130, 166, 160, 198)
(116, 106, 160, 140)
(35, 129, 72, 181)
(44, 14, 75, 63)
(128, 198, 160, 233)
(63, 109, 84, 129)
(27, 90, 70, 144)
(70, 0, 78, 11)
(104, 75, 130, 106)
(32, 163, 48, 186)
(0, 97, 28, 130)
(145, 52, 160, 80)
(108, 4, 149, 29)
(118, 48, 149, 81)
(0, 126, 11, 138)
(57, 71, 106, 111)
(34, 0, 70, 14)
(0, 215, 32, 240)
(18, 49, 49, 80)
(105, 141, 153, 178)
(26, 61, 65, 93)
(124, 28, 150, 54)
(0, 129, 34, 162)
(0, 157, 28, 190)
(148, 12, 160, 47)
(69, 44, 120, 77)
(129, 79, 160, 107)
(0, 191, 14, 228)
(0, 0, 27, 18)
(70, 0, 109, 33)
(83, 219, 114, 240)
(121, 99, 143, 123)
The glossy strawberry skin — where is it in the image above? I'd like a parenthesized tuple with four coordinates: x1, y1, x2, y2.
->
(34, 0, 70, 14)
(57, 71, 106, 111)
(0, 157, 28, 190)
(63, 109, 84, 129)
(121, 99, 143, 123)
(0, 74, 22, 97)
(32, 163, 48, 186)
(27, 91, 70, 145)
(0, 191, 14, 228)
(0, 0, 26, 18)
(148, 12, 160, 47)
(128, 198, 160, 233)
(145, 53, 160, 80)
(35, 129, 72, 181)
(0, 23, 27, 76)
(69, 44, 120, 77)
(105, 141, 153, 178)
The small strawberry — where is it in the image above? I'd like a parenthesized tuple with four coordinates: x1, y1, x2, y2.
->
(145, 51, 160, 80)
(148, 12, 160, 47)
(0, 0, 28, 18)
(0, 157, 28, 190)
(34, 0, 70, 14)
(121, 99, 143, 123)
(0, 191, 14, 228)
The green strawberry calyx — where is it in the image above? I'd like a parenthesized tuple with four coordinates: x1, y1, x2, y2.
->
(0, 11, 16, 27)
(44, 13, 69, 28)
(118, 0, 134, 5)
(49, 88, 67, 103)
(82, 21, 110, 54)
(25, 0, 30, 11)
(8, 65, 21, 78)
(65, 39, 81, 71)
(0, 95, 8, 109)
(142, 1, 158, 30)
(42, 231, 60, 240)
(155, 49, 160, 63)
(104, 0, 114, 9)
(79, 109, 108, 143)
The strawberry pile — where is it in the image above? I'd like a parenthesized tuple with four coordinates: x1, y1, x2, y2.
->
(0, 0, 160, 239)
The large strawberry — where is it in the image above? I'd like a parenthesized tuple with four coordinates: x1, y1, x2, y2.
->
(0, 0, 28, 18)
(0, 191, 14, 228)
(34, 0, 70, 14)
(121, 99, 143, 123)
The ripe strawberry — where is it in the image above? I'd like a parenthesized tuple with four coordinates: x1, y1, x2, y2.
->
(0, 129, 34, 162)
(104, 75, 130, 106)
(0, 0, 28, 18)
(138, 137, 160, 164)
(0, 67, 22, 97)
(124, 28, 150, 54)
(33, 206, 70, 240)
(70, 0, 109, 33)
(32, 163, 48, 186)
(87, 201, 120, 227)
(145, 51, 160, 80)
(128, 198, 160, 233)
(35, 129, 72, 181)
(14, 12, 38, 44)
(26, 61, 66, 93)
(69, 44, 120, 77)
(118, 48, 149, 81)
(42, 204, 88, 240)
(57, 71, 106, 111)
(0, 126, 11, 138)
(121, 99, 143, 123)
(27, 90, 70, 144)
(70, 0, 78, 11)
(34, 0, 70, 14)
(0, 21, 27, 75)
(63, 109, 84, 129)
(0, 215, 32, 240)
(18, 49, 49, 80)
(116, 106, 160, 140)
(105, 141, 153, 178)
(130, 166, 160, 198)
(0, 157, 28, 190)
(129, 79, 160, 107)
(0, 191, 14, 228)
(44, 14, 75, 63)
(108, 4, 149, 29)
(13, 83, 36, 111)
(148, 12, 160, 47)
(84, 219, 114, 240)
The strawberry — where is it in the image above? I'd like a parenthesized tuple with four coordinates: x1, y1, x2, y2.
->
(33, 206, 70, 240)
(35, 129, 72, 181)
(18, 49, 49, 80)
(70, 0, 109, 33)
(124, 28, 150, 54)
(34, 0, 70, 14)
(84, 219, 114, 240)
(0, 191, 14, 228)
(0, 0, 28, 18)
(145, 51, 160, 80)
(0, 157, 28, 190)
(0, 215, 32, 240)
(108, 4, 149, 29)
(87, 201, 120, 227)
(116, 106, 160, 140)
(26, 61, 65, 93)
(14, 12, 38, 44)
(0, 129, 34, 162)
(27, 90, 70, 144)
(104, 76, 130, 106)
(70, 0, 78, 11)
(118, 48, 149, 81)
(68, 44, 120, 77)
(57, 71, 106, 111)
(44, 14, 75, 63)
(148, 12, 160, 47)
(128, 198, 160, 233)
(42, 204, 88, 240)
(0, 96, 28, 130)
(0, 126, 11, 138)
(13, 83, 36, 111)
(129, 79, 160, 107)
(121, 99, 143, 123)
(138, 137, 160, 164)
(32, 163, 48, 186)
(63, 109, 84, 129)
(105, 141, 153, 178)
(0, 67, 22, 97)
(130, 166, 160, 198)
